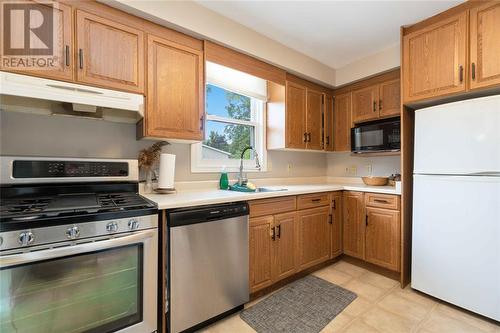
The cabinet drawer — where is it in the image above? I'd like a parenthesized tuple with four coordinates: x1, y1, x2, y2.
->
(297, 193, 330, 210)
(365, 193, 400, 210)
(249, 196, 296, 218)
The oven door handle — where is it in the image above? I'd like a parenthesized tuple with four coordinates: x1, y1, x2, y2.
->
(0, 229, 157, 267)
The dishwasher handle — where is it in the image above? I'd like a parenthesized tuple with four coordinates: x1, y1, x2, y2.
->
(168, 202, 249, 227)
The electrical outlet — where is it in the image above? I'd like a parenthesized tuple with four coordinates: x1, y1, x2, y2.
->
(347, 165, 357, 176)
(366, 164, 373, 175)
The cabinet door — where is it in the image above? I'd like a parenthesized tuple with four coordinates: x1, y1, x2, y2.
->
(352, 85, 379, 123)
(333, 92, 351, 152)
(379, 79, 401, 118)
(330, 192, 343, 258)
(323, 94, 334, 151)
(1, 1, 73, 81)
(365, 207, 400, 271)
(76, 10, 144, 93)
(306, 89, 324, 150)
(286, 81, 307, 149)
(343, 191, 365, 259)
(470, 2, 500, 90)
(403, 12, 467, 102)
(297, 206, 330, 270)
(249, 216, 274, 293)
(145, 34, 204, 140)
(272, 212, 297, 282)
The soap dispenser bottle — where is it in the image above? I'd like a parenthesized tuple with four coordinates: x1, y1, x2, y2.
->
(219, 166, 229, 190)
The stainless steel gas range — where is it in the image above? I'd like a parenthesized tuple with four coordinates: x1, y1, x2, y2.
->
(0, 156, 159, 333)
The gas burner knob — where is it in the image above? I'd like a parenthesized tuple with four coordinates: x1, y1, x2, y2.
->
(18, 231, 34, 246)
(106, 222, 119, 233)
(66, 226, 80, 240)
(128, 219, 140, 230)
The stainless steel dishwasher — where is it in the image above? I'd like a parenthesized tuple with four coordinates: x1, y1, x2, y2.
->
(167, 202, 249, 333)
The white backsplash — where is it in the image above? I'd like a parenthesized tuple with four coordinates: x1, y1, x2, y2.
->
(326, 152, 401, 177)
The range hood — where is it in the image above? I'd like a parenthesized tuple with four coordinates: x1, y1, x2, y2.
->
(0, 72, 144, 123)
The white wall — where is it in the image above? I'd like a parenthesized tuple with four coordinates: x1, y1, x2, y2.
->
(327, 152, 401, 177)
(105, 0, 336, 87)
(0, 112, 327, 181)
(335, 44, 400, 87)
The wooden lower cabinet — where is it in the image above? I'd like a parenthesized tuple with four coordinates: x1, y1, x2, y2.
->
(249, 191, 401, 294)
(343, 191, 365, 259)
(365, 207, 401, 271)
(249, 216, 274, 293)
(297, 206, 331, 270)
(272, 212, 298, 281)
(330, 192, 343, 258)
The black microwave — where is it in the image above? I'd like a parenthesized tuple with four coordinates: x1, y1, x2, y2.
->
(351, 118, 400, 153)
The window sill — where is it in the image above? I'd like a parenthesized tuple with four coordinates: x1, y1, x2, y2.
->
(190, 165, 268, 174)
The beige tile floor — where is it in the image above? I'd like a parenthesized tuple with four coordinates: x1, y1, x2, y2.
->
(200, 260, 500, 333)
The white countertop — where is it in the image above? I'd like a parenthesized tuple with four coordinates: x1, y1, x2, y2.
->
(142, 178, 400, 210)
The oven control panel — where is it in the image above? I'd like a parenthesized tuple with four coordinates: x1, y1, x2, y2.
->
(12, 160, 129, 178)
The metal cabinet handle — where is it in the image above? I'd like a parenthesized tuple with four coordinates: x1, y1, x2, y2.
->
(326, 136, 330, 145)
(365, 215, 368, 226)
(472, 63, 476, 80)
(328, 214, 333, 224)
(200, 115, 204, 130)
(303, 133, 307, 142)
(65, 45, 70, 66)
(307, 133, 311, 142)
(276, 225, 281, 239)
(459, 65, 464, 83)
(374, 199, 389, 204)
(271, 226, 276, 241)
(78, 49, 83, 69)
(379, 99, 382, 111)
(373, 100, 377, 112)
(332, 199, 336, 210)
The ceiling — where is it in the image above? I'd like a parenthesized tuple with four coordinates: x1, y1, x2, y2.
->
(196, 1, 462, 69)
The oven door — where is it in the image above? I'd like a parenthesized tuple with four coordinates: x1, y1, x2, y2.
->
(0, 229, 157, 333)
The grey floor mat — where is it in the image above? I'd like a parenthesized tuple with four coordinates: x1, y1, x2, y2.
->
(240, 275, 357, 333)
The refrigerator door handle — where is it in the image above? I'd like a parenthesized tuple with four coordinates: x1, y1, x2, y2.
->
(465, 172, 500, 176)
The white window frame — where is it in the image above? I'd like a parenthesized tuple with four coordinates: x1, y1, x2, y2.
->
(191, 85, 267, 173)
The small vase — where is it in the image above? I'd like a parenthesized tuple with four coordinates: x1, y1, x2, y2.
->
(145, 168, 154, 193)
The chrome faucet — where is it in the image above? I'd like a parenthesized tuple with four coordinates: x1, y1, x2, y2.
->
(238, 146, 261, 186)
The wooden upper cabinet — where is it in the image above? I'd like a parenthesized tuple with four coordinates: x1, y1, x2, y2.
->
(403, 12, 467, 103)
(1, 1, 73, 81)
(76, 10, 144, 93)
(352, 85, 379, 123)
(330, 192, 343, 258)
(365, 207, 401, 271)
(469, 2, 500, 90)
(306, 89, 324, 150)
(272, 212, 298, 281)
(334, 93, 352, 152)
(324, 94, 334, 151)
(297, 206, 330, 270)
(286, 81, 307, 149)
(249, 216, 274, 293)
(145, 34, 204, 140)
(379, 79, 401, 118)
(343, 191, 364, 259)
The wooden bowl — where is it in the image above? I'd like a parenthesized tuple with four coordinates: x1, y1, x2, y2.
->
(362, 176, 389, 186)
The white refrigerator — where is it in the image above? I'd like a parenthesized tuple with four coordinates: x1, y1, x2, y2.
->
(412, 95, 500, 321)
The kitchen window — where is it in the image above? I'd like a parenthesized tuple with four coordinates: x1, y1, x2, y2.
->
(191, 62, 267, 173)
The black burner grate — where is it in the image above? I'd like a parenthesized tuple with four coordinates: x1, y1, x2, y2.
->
(0, 192, 154, 222)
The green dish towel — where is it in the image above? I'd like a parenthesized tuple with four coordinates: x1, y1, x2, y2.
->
(228, 184, 256, 192)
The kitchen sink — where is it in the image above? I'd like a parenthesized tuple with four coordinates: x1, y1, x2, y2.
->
(255, 187, 288, 193)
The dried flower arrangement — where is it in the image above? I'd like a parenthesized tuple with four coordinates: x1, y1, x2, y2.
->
(138, 141, 169, 171)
